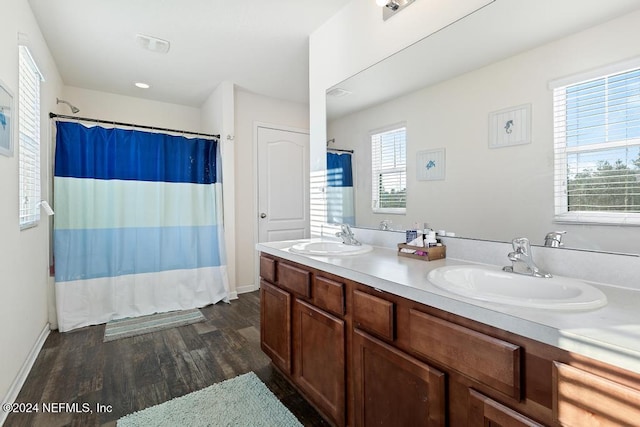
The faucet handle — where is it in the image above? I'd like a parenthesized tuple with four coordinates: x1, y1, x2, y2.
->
(544, 231, 566, 248)
(512, 237, 531, 255)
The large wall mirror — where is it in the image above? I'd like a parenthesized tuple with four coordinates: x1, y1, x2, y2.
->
(326, 0, 640, 255)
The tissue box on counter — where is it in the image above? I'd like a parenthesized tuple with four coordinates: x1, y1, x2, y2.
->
(397, 243, 446, 261)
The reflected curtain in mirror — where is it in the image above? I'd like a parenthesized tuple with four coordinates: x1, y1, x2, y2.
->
(327, 152, 355, 225)
(53, 121, 229, 332)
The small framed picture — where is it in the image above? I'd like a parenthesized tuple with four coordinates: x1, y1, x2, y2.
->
(489, 103, 531, 149)
(416, 148, 445, 181)
(0, 79, 14, 157)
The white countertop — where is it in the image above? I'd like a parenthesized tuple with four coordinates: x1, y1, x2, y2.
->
(257, 239, 640, 375)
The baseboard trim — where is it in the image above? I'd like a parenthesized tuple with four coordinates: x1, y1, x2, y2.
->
(236, 284, 257, 295)
(1, 323, 50, 427)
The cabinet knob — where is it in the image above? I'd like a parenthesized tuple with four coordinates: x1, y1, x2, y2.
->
(260, 213, 267, 219)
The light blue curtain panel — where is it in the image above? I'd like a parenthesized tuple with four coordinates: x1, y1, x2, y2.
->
(326, 152, 355, 225)
(53, 122, 229, 332)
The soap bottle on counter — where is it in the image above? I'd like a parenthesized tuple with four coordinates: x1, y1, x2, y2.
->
(421, 224, 436, 247)
(426, 231, 438, 247)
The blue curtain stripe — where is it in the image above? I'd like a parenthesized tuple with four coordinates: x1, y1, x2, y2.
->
(327, 152, 353, 187)
(55, 122, 218, 184)
(326, 152, 355, 226)
(54, 225, 222, 282)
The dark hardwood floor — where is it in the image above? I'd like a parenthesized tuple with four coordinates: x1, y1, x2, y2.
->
(5, 291, 328, 427)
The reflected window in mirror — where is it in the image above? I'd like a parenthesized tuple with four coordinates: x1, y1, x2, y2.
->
(553, 61, 640, 226)
(371, 125, 407, 214)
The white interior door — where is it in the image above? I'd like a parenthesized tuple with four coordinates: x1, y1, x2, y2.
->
(257, 126, 310, 243)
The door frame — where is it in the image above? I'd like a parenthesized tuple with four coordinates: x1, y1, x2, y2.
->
(253, 122, 310, 290)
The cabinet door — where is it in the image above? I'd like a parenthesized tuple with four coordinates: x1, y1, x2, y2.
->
(260, 280, 292, 374)
(353, 329, 446, 427)
(469, 389, 544, 427)
(293, 299, 346, 426)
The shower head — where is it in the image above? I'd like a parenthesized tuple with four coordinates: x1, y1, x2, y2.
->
(56, 98, 80, 114)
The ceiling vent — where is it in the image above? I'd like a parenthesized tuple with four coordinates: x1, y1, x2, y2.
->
(136, 34, 170, 54)
(327, 87, 352, 98)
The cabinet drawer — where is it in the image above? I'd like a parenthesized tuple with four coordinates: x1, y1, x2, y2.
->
(553, 362, 640, 426)
(409, 309, 521, 399)
(278, 262, 312, 298)
(353, 290, 394, 341)
(260, 255, 277, 283)
(469, 389, 543, 427)
(314, 276, 345, 316)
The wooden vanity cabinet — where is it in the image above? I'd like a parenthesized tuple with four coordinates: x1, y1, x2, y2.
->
(260, 279, 291, 374)
(552, 361, 640, 426)
(259, 254, 640, 427)
(259, 255, 347, 426)
(293, 299, 346, 425)
(468, 389, 544, 427)
(352, 329, 446, 427)
(408, 308, 521, 400)
(353, 289, 395, 341)
(351, 287, 447, 426)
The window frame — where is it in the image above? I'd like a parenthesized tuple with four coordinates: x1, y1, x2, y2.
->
(18, 45, 44, 230)
(370, 123, 407, 215)
(551, 58, 640, 226)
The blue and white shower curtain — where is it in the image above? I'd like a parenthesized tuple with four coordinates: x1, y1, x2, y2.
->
(326, 152, 355, 225)
(53, 121, 229, 332)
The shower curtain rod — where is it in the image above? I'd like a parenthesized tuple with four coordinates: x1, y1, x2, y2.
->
(327, 147, 354, 154)
(49, 112, 220, 140)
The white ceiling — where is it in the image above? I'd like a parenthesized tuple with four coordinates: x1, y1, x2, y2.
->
(28, 0, 347, 107)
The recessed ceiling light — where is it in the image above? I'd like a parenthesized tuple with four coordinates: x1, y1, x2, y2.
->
(135, 82, 150, 89)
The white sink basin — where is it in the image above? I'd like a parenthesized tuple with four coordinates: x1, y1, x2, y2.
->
(427, 265, 607, 311)
(289, 239, 373, 256)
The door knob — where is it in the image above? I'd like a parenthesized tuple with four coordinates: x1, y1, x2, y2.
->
(260, 213, 267, 218)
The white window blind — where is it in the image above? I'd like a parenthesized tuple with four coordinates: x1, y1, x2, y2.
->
(553, 64, 640, 225)
(371, 126, 406, 214)
(18, 46, 43, 229)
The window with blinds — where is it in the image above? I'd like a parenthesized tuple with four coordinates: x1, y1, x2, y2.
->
(371, 126, 406, 214)
(553, 63, 640, 225)
(18, 46, 43, 229)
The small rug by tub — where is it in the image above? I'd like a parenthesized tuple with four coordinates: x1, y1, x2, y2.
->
(104, 308, 205, 342)
(117, 372, 302, 427)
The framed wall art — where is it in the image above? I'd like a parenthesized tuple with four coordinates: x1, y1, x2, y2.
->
(489, 103, 531, 149)
(416, 148, 445, 181)
(0, 79, 14, 157)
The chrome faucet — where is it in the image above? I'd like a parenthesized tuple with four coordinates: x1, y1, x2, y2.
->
(503, 237, 552, 278)
(544, 231, 566, 248)
(379, 220, 391, 231)
(336, 223, 361, 246)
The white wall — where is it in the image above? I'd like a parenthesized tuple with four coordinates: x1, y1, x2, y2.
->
(201, 81, 237, 296)
(0, 0, 63, 414)
(327, 10, 640, 254)
(234, 89, 309, 290)
(61, 86, 202, 131)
